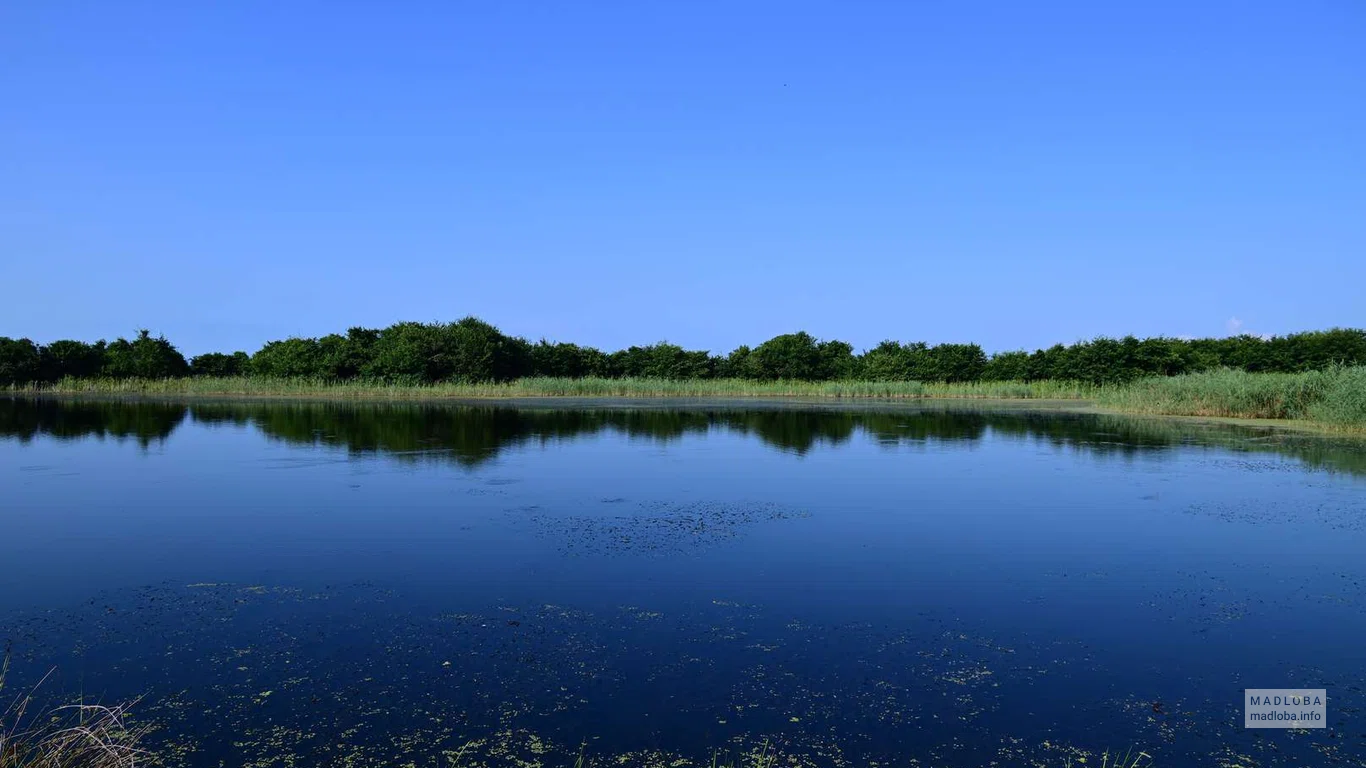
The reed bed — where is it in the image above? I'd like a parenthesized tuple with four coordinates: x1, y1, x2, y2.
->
(1094, 365, 1366, 430)
(12, 376, 1097, 401)
(11, 367, 1366, 431)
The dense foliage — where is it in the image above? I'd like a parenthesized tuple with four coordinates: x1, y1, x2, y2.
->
(189, 351, 251, 377)
(2, 330, 190, 385)
(3, 322, 1364, 387)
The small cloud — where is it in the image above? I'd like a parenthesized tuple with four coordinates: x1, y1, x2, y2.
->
(1224, 316, 1274, 340)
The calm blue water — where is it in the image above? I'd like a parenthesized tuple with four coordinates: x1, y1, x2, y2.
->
(2, 398, 1365, 767)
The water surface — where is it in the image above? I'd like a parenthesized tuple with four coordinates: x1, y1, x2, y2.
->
(2, 397, 1365, 767)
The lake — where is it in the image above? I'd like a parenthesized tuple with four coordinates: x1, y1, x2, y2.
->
(2, 397, 1364, 767)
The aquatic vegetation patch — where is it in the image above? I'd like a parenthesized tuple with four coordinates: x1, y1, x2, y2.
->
(1, 581, 1360, 768)
(515, 501, 810, 556)
(1183, 499, 1366, 531)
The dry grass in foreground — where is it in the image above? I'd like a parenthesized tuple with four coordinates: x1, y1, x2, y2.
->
(1, 658, 148, 768)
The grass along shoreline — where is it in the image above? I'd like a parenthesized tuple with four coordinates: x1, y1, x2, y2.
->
(10, 366, 1366, 431)
(11, 375, 1098, 400)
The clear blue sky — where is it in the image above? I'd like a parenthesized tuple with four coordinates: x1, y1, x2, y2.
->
(3, 1, 1362, 357)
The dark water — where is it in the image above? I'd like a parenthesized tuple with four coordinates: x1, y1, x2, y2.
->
(2, 397, 1365, 767)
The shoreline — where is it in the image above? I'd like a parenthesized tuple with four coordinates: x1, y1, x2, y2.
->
(8, 386, 1364, 438)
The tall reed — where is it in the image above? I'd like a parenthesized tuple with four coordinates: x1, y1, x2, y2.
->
(1094, 365, 1366, 430)
(11, 376, 1096, 401)
(10, 367, 1366, 431)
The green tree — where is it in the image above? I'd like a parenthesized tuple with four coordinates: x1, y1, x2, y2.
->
(927, 343, 987, 382)
(610, 343, 714, 379)
(40, 339, 107, 380)
(360, 318, 530, 383)
(102, 330, 189, 378)
(530, 341, 580, 377)
(1133, 337, 1190, 377)
(817, 339, 858, 379)
(190, 351, 250, 377)
(982, 350, 1030, 381)
(0, 337, 42, 385)
(750, 332, 853, 380)
(442, 316, 530, 382)
(363, 322, 436, 381)
(861, 340, 934, 381)
(716, 346, 755, 379)
(250, 337, 326, 378)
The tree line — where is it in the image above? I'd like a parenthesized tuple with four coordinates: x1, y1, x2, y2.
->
(2, 320, 1364, 387)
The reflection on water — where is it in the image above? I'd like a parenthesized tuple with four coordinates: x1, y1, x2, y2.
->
(1, 396, 1365, 768)
(5, 396, 1365, 474)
